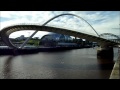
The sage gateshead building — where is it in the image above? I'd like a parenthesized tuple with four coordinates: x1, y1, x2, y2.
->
(40, 33, 78, 47)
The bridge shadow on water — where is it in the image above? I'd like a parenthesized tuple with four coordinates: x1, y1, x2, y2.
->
(97, 47, 115, 71)
(97, 54, 114, 79)
(97, 56, 114, 70)
(2, 56, 14, 79)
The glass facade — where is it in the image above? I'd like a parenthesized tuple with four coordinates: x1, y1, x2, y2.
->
(40, 33, 75, 47)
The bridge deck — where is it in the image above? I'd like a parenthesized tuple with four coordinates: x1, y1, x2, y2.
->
(1, 25, 120, 49)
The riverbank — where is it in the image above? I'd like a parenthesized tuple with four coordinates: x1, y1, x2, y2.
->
(0, 46, 85, 55)
(109, 54, 120, 79)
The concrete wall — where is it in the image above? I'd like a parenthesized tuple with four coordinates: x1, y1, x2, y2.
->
(109, 55, 120, 79)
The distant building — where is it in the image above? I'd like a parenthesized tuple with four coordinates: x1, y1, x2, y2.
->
(41, 33, 73, 42)
(16, 35, 26, 40)
(40, 33, 78, 47)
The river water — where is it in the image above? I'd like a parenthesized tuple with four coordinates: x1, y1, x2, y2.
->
(0, 47, 119, 79)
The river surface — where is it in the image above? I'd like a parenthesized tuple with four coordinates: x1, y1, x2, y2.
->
(0, 47, 119, 79)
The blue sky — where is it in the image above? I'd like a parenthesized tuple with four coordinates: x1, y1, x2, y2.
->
(0, 11, 120, 38)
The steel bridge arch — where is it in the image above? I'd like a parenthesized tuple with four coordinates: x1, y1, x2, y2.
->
(100, 33, 120, 43)
(100, 33, 120, 39)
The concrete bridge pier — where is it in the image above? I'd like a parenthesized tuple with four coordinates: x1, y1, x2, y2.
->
(97, 46, 114, 60)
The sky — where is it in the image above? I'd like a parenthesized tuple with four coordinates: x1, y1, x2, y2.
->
(0, 11, 120, 39)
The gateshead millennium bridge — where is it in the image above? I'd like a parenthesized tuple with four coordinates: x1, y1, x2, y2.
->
(0, 13, 119, 79)
(0, 14, 120, 53)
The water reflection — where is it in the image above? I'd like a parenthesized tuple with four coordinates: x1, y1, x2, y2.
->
(3, 56, 14, 79)
(97, 55, 114, 70)
(97, 55, 114, 79)
(0, 48, 118, 79)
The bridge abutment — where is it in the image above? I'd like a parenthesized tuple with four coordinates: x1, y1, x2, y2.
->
(97, 46, 114, 60)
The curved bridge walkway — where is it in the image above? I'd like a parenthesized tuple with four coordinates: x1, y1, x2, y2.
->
(0, 25, 120, 49)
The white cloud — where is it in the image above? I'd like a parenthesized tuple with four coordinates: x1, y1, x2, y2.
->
(93, 15, 119, 35)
